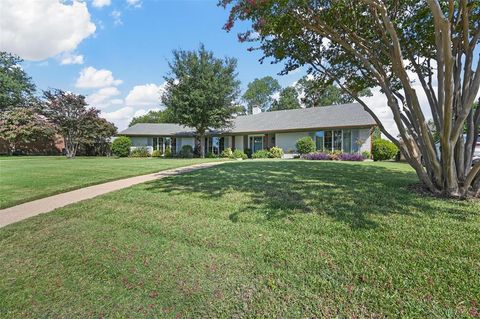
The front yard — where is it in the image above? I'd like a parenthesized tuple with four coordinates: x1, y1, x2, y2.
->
(0, 156, 220, 209)
(0, 161, 479, 317)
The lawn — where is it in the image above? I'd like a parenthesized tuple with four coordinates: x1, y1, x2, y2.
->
(0, 156, 220, 209)
(0, 161, 479, 318)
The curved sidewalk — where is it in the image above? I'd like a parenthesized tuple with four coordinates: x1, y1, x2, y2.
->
(0, 161, 223, 228)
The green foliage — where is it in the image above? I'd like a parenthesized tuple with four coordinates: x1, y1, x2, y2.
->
(242, 76, 281, 113)
(362, 150, 371, 159)
(0, 52, 37, 111)
(269, 146, 284, 158)
(295, 136, 316, 154)
(0, 107, 56, 154)
(372, 139, 398, 161)
(130, 147, 150, 158)
(179, 145, 194, 158)
(164, 146, 172, 158)
(152, 150, 163, 157)
(111, 136, 131, 157)
(270, 87, 300, 111)
(230, 149, 247, 160)
(244, 148, 252, 158)
(220, 147, 233, 158)
(162, 44, 240, 157)
(128, 109, 176, 127)
(206, 152, 218, 158)
(252, 149, 271, 158)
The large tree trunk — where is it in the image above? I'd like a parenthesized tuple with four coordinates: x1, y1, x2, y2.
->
(199, 132, 206, 158)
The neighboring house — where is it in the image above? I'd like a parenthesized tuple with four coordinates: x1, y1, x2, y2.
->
(118, 103, 377, 156)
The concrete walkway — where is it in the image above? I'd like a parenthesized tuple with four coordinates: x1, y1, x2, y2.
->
(0, 161, 224, 228)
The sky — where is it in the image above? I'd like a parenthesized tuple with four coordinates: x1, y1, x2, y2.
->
(0, 0, 478, 134)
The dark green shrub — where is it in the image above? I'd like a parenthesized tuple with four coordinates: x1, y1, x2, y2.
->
(296, 136, 316, 154)
(252, 149, 271, 158)
(111, 136, 131, 157)
(244, 148, 252, 158)
(206, 152, 218, 158)
(231, 149, 247, 160)
(164, 146, 172, 157)
(130, 147, 150, 157)
(152, 150, 162, 157)
(362, 150, 371, 159)
(179, 145, 194, 158)
(372, 139, 398, 161)
(220, 147, 233, 158)
(269, 146, 284, 158)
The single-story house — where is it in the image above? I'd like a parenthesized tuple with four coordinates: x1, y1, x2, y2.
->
(118, 103, 377, 156)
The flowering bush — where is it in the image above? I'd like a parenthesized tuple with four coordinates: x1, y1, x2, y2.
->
(302, 152, 332, 160)
(338, 153, 364, 161)
(268, 146, 284, 158)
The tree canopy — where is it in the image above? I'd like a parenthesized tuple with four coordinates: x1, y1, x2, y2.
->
(128, 109, 175, 127)
(242, 76, 280, 113)
(162, 44, 240, 157)
(270, 86, 301, 111)
(222, 0, 480, 198)
(0, 52, 37, 111)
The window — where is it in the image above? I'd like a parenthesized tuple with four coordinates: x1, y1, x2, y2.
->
(249, 135, 264, 153)
(153, 137, 158, 151)
(324, 131, 333, 151)
(343, 130, 352, 153)
(333, 130, 342, 151)
(314, 131, 324, 151)
(351, 129, 360, 153)
(206, 137, 225, 155)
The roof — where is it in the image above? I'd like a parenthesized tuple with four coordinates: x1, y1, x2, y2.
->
(119, 103, 376, 136)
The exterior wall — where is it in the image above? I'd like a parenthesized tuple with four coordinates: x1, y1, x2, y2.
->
(130, 136, 150, 147)
(275, 132, 311, 153)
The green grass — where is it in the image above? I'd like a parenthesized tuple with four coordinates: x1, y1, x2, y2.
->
(0, 161, 479, 318)
(0, 156, 220, 209)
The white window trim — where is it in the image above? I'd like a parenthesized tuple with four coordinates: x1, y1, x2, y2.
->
(247, 134, 265, 150)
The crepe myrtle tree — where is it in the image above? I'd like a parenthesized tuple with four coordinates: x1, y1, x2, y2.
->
(162, 44, 240, 157)
(222, 0, 480, 198)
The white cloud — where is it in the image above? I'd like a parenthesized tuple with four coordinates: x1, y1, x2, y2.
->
(127, 0, 142, 8)
(60, 52, 84, 65)
(76, 66, 123, 88)
(0, 0, 96, 61)
(101, 106, 160, 130)
(92, 0, 111, 8)
(86, 86, 121, 108)
(125, 83, 165, 107)
(111, 10, 122, 26)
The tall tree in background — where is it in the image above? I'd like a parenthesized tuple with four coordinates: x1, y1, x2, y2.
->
(82, 116, 117, 156)
(270, 86, 301, 111)
(128, 109, 175, 127)
(162, 44, 240, 157)
(41, 89, 113, 159)
(0, 52, 37, 111)
(242, 76, 280, 113)
(296, 76, 372, 107)
(223, 0, 480, 198)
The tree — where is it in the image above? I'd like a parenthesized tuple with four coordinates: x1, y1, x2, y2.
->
(222, 1, 480, 198)
(242, 76, 280, 113)
(0, 108, 56, 154)
(41, 89, 102, 159)
(296, 76, 372, 107)
(128, 109, 175, 127)
(270, 86, 301, 111)
(81, 116, 117, 155)
(0, 52, 37, 111)
(162, 44, 240, 157)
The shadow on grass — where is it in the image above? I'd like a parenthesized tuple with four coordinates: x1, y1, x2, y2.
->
(144, 161, 475, 230)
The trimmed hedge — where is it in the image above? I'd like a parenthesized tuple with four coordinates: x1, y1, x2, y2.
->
(296, 137, 316, 154)
(372, 139, 398, 161)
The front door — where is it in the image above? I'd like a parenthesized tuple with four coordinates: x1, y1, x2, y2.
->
(252, 136, 263, 153)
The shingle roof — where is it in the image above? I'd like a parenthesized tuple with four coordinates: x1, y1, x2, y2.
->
(119, 103, 376, 136)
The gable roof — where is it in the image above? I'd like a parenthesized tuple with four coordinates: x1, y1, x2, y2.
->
(119, 103, 376, 136)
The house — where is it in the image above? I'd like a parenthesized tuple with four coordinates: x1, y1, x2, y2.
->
(118, 103, 377, 156)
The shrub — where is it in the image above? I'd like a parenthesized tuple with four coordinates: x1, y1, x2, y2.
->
(130, 147, 150, 157)
(252, 149, 271, 159)
(230, 149, 247, 160)
(362, 150, 371, 159)
(329, 150, 343, 160)
(179, 145, 194, 158)
(164, 146, 172, 158)
(338, 153, 364, 161)
(220, 147, 233, 158)
(244, 148, 252, 158)
(151, 150, 163, 157)
(269, 146, 284, 158)
(111, 136, 131, 157)
(302, 152, 332, 160)
(372, 139, 398, 161)
(206, 152, 218, 158)
(296, 136, 316, 154)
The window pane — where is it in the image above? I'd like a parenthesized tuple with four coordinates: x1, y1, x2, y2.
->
(153, 137, 158, 151)
(343, 130, 351, 153)
(315, 131, 324, 151)
(253, 136, 263, 152)
(212, 137, 220, 155)
(351, 129, 359, 153)
(324, 131, 333, 151)
(333, 130, 342, 151)
(219, 137, 225, 154)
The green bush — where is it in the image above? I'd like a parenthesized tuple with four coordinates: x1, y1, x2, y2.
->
(178, 145, 194, 158)
(296, 136, 316, 154)
(362, 150, 371, 159)
(206, 152, 218, 158)
(269, 146, 284, 158)
(130, 147, 150, 157)
(244, 148, 252, 158)
(220, 147, 233, 158)
(372, 139, 398, 161)
(111, 136, 131, 157)
(152, 150, 162, 157)
(252, 149, 271, 159)
(231, 149, 247, 160)
(164, 146, 172, 158)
